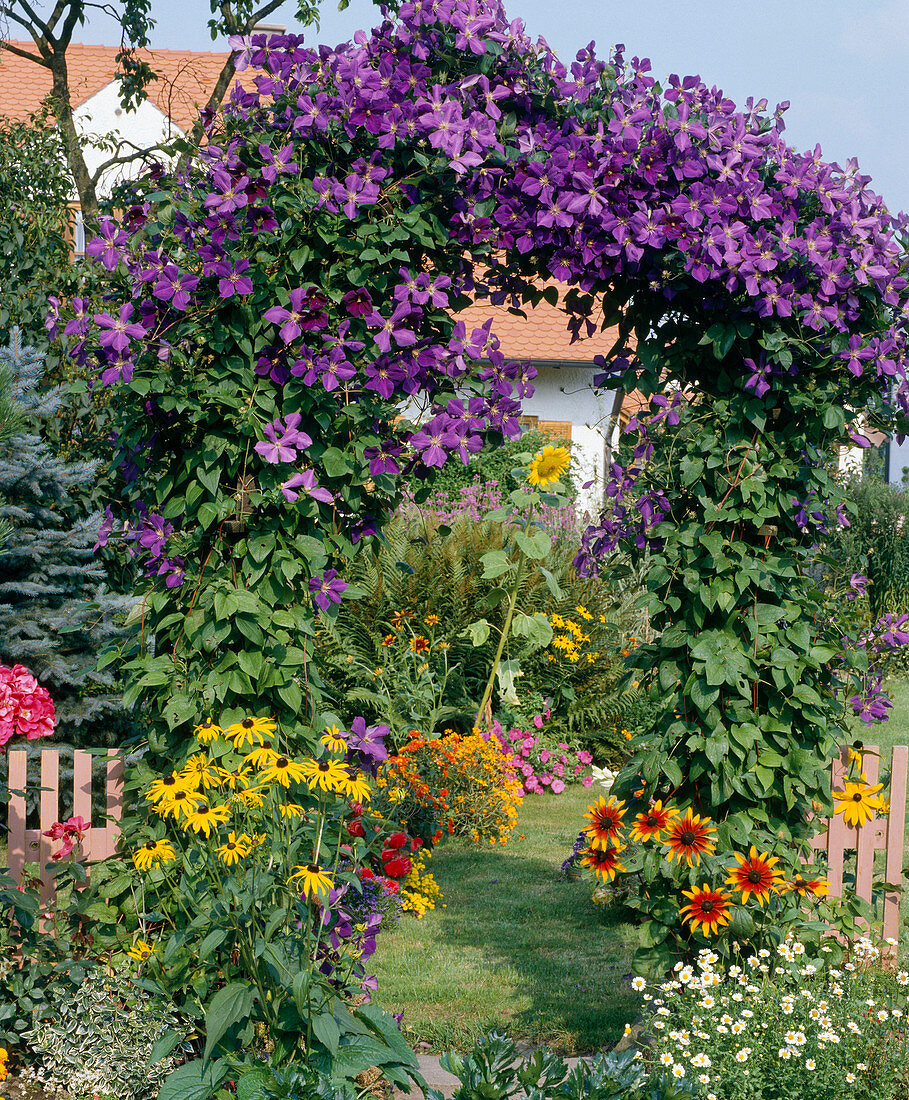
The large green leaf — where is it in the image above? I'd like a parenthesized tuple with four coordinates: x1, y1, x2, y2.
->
(203, 982, 257, 1063)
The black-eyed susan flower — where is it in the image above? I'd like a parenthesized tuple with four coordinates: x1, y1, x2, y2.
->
(258, 756, 308, 788)
(246, 746, 280, 769)
(279, 803, 305, 821)
(725, 846, 784, 904)
(290, 862, 334, 901)
(132, 837, 176, 872)
(382, 634, 396, 647)
(832, 780, 884, 827)
(215, 766, 249, 791)
(424, 614, 440, 626)
(127, 939, 154, 962)
(337, 769, 372, 802)
(663, 810, 717, 867)
(183, 802, 231, 836)
(320, 726, 348, 754)
(160, 788, 207, 821)
(527, 445, 570, 488)
(230, 786, 266, 810)
(145, 772, 186, 804)
(629, 800, 677, 842)
(579, 843, 626, 881)
(217, 832, 252, 866)
(583, 796, 626, 849)
(180, 754, 222, 791)
(679, 884, 732, 935)
(409, 635, 430, 653)
(299, 757, 348, 794)
(226, 715, 277, 749)
(193, 718, 222, 743)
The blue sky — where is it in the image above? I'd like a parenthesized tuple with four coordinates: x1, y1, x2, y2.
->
(77, 0, 909, 217)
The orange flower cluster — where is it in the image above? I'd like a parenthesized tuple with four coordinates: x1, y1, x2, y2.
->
(577, 796, 830, 936)
(375, 729, 523, 846)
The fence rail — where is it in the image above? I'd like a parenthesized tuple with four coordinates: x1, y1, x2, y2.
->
(5, 749, 124, 908)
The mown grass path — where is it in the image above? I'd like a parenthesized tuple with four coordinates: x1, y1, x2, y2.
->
(372, 785, 642, 1054)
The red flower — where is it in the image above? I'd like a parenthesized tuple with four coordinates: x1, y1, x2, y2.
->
(383, 856, 412, 878)
(385, 831, 408, 850)
(347, 820, 366, 838)
(358, 867, 376, 881)
(410, 837, 423, 851)
(382, 878, 400, 894)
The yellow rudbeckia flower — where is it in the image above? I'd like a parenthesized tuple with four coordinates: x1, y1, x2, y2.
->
(132, 837, 176, 872)
(832, 780, 884, 827)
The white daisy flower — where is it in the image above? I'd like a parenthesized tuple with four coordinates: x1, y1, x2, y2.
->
(631, 976, 646, 991)
(806, 1060, 816, 1071)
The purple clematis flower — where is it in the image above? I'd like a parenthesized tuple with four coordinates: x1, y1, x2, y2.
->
(281, 469, 334, 503)
(95, 305, 147, 353)
(264, 286, 329, 344)
(253, 413, 313, 464)
(214, 258, 254, 298)
(309, 568, 347, 611)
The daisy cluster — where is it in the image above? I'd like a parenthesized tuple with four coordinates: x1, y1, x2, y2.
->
(634, 940, 909, 1099)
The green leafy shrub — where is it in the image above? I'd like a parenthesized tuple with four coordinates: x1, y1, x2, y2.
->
(426, 1032, 694, 1100)
(20, 969, 187, 1100)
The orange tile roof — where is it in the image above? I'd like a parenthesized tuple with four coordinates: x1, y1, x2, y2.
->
(0, 40, 248, 132)
(456, 281, 625, 362)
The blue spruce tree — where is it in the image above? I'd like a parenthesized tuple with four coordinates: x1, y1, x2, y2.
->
(0, 329, 132, 745)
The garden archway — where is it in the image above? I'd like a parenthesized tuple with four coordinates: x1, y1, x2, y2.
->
(63, 0, 909, 961)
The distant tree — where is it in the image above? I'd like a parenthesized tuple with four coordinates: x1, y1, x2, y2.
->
(0, 329, 133, 746)
(0, 0, 324, 222)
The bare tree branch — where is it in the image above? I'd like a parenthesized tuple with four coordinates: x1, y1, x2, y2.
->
(0, 38, 50, 65)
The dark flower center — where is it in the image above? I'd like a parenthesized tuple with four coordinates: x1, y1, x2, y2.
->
(226, 842, 236, 850)
(163, 775, 177, 785)
(307, 864, 320, 874)
(701, 899, 715, 913)
(646, 815, 659, 827)
(317, 761, 330, 772)
(747, 870, 763, 884)
(277, 757, 289, 767)
(174, 791, 187, 800)
(145, 841, 157, 850)
(680, 831, 697, 845)
(852, 792, 864, 802)
(242, 718, 254, 728)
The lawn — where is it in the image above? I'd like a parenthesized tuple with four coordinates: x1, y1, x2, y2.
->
(371, 784, 643, 1054)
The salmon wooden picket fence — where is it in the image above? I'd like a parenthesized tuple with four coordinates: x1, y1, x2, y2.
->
(805, 743, 908, 947)
(2, 745, 907, 946)
(4, 749, 124, 909)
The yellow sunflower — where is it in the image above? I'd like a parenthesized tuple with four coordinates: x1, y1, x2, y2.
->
(183, 803, 231, 837)
(336, 770, 373, 802)
(832, 780, 884, 828)
(319, 726, 349, 755)
(126, 939, 154, 962)
(180, 754, 222, 791)
(226, 715, 278, 749)
(246, 746, 280, 769)
(145, 772, 188, 804)
(193, 718, 222, 744)
(290, 862, 334, 901)
(216, 832, 252, 866)
(298, 757, 349, 794)
(159, 788, 207, 821)
(258, 756, 309, 788)
(132, 837, 176, 872)
(527, 445, 570, 489)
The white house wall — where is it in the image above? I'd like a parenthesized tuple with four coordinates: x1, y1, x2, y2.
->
(74, 82, 181, 196)
(520, 362, 616, 518)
